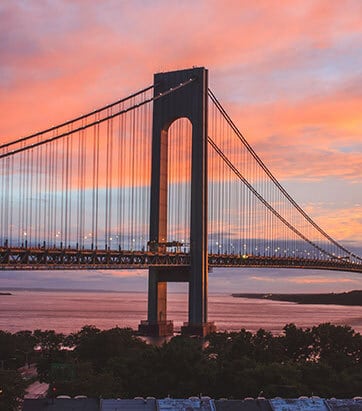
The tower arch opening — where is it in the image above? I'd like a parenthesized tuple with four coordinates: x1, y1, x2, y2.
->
(167, 117, 192, 253)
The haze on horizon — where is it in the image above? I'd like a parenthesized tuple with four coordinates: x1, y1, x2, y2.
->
(0, 0, 361, 293)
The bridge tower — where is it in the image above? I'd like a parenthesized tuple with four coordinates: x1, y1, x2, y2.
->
(138, 67, 215, 337)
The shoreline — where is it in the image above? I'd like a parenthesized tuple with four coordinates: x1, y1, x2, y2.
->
(232, 290, 362, 306)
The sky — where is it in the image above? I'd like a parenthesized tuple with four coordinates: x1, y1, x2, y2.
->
(0, 0, 361, 293)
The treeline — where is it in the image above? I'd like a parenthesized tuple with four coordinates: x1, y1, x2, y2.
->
(0, 323, 361, 407)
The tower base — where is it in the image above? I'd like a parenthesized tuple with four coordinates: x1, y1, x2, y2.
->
(181, 322, 216, 337)
(138, 320, 174, 337)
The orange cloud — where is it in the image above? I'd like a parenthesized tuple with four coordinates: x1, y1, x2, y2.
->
(1, 0, 361, 141)
(221, 80, 362, 182)
(302, 204, 362, 243)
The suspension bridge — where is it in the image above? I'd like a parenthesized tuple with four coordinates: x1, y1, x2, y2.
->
(1, 67, 361, 335)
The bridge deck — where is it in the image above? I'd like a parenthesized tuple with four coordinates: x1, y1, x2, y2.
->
(1, 247, 361, 273)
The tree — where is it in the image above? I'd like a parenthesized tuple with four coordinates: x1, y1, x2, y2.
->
(0, 370, 26, 411)
(33, 330, 68, 382)
(281, 323, 313, 362)
(310, 323, 362, 370)
(228, 329, 253, 360)
(251, 328, 284, 363)
(33, 329, 65, 353)
(13, 330, 36, 367)
(0, 331, 16, 369)
(75, 327, 147, 370)
(66, 325, 101, 348)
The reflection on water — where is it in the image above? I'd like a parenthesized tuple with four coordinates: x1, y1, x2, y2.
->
(1, 290, 361, 334)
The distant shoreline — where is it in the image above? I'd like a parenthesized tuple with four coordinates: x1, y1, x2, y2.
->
(232, 290, 362, 306)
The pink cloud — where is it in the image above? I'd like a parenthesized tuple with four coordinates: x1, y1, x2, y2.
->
(290, 277, 356, 284)
(250, 275, 358, 285)
(0, 0, 361, 251)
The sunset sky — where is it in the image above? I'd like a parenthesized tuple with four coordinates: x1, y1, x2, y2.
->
(0, 0, 361, 292)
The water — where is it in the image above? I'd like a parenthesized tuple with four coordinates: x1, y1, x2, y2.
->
(1, 290, 362, 335)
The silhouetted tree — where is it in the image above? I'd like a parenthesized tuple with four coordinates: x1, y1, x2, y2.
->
(280, 323, 313, 362)
(0, 370, 26, 411)
(2, 322, 360, 399)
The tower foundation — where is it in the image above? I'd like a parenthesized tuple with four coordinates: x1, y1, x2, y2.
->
(138, 320, 174, 337)
(181, 322, 216, 337)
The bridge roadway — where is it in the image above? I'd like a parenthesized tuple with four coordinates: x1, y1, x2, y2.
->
(1, 247, 362, 273)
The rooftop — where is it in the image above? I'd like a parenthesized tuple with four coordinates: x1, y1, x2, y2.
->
(22, 397, 362, 411)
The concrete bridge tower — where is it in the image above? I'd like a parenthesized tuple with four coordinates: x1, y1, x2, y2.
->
(138, 67, 215, 337)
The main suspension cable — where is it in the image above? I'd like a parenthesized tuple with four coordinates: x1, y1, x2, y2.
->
(0, 78, 196, 161)
(0, 84, 155, 150)
(207, 135, 360, 263)
(208, 88, 362, 262)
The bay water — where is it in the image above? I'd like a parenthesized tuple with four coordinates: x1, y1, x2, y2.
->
(1, 290, 361, 335)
